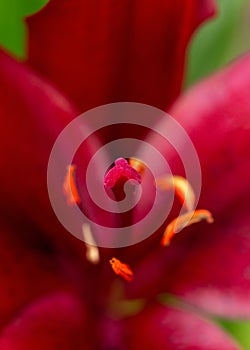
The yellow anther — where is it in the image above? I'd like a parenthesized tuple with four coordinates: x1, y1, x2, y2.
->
(129, 157, 146, 176)
(161, 209, 214, 246)
(156, 175, 195, 211)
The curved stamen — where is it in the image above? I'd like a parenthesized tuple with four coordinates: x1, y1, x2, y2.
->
(156, 175, 195, 211)
(109, 257, 134, 282)
(161, 209, 214, 246)
(63, 165, 81, 206)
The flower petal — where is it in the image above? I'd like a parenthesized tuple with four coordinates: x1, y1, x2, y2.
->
(140, 54, 250, 219)
(162, 205, 250, 318)
(26, 0, 215, 111)
(0, 49, 78, 241)
(0, 50, 114, 249)
(127, 54, 250, 318)
(169, 54, 250, 215)
(125, 304, 241, 350)
(162, 56, 250, 318)
(0, 220, 77, 329)
(0, 293, 89, 349)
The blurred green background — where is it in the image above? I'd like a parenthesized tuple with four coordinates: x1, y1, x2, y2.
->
(0, 0, 48, 58)
(0, 0, 250, 348)
(185, 0, 250, 87)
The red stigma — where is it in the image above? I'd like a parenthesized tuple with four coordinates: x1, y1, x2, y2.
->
(104, 158, 141, 189)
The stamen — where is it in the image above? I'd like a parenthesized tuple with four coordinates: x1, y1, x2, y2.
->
(82, 223, 100, 264)
(128, 157, 146, 176)
(104, 158, 141, 189)
(63, 165, 81, 206)
(109, 257, 134, 282)
(161, 209, 214, 246)
(156, 175, 195, 211)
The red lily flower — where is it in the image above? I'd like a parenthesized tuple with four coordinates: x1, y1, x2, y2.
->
(1, 0, 250, 349)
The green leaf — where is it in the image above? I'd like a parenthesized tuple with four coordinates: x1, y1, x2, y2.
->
(20, 0, 49, 16)
(185, 0, 250, 87)
(0, 0, 49, 59)
(218, 319, 250, 350)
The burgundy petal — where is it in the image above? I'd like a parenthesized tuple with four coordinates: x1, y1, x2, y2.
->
(0, 49, 78, 242)
(163, 56, 250, 318)
(0, 220, 77, 330)
(0, 49, 112, 252)
(126, 54, 250, 318)
(169, 54, 250, 214)
(0, 50, 119, 312)
(0, 293, 90, 349)
(26, 0, 215, 111)
(125, 304, 240, 350)
(126, 204, 250, 318)
(162, 204, 250, 318)
(139, 54, 250, 218)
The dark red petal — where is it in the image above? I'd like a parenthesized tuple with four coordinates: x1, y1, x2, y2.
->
(0, 49, 78, 241)
(139, 54, 250, 219)
(0, 220, 78, 330)
(26, 0, 215, 111)
(0, 49, 111, 310)
(125, 304, 240, 350)
(0, 50, 111, 249)
(127, 54, 250, 318)
(0, 293, 90, 350)
(169, 54, 250, 214)
(164, 205, 250, 318)
(128, 208, 247, 319)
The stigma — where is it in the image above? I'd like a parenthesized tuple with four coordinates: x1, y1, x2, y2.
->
(104, 158, 142, 189)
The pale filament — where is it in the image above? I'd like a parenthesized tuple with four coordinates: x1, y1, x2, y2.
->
(82, 223, 100, 264)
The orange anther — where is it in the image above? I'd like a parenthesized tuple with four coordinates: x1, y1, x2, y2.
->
(63, 165, 81, 206)
(129, 158, 146, 176)
(161, 209, 214, 246)
(109, 257, 134, 282)
(157, 175, 195, 211)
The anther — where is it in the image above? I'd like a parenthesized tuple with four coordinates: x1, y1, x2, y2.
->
(157, 175, 195, 211)
(63, 165, 81, 206)
(129, 157, 146, 176)
(109, 257, 134, 282)
(161, 209, 214, 246)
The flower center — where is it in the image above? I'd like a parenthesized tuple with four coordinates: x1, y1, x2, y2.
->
(63, 157, 213, 282)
